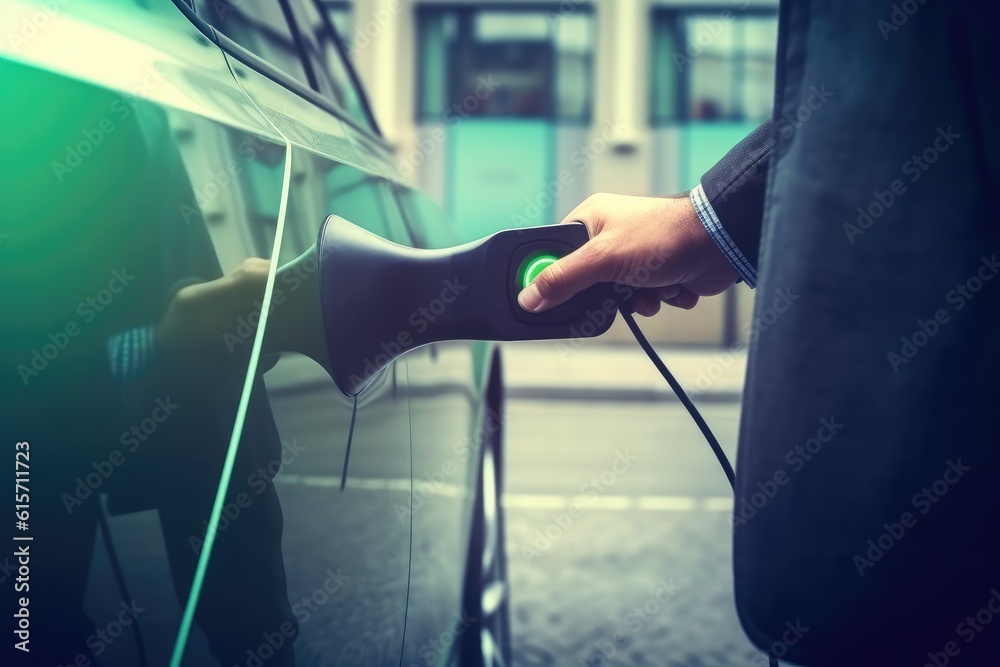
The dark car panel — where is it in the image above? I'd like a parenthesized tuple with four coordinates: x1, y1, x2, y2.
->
(1, 0, 503, 664)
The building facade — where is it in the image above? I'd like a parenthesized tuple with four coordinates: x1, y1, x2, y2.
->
(329, 0, 779, 344)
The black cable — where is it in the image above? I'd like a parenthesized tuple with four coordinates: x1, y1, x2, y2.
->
(618, 304, 781, 663)
(339, 393, 359, 492)
(617, 305, 736, 490)
(619, 304, 784, 665)
(97, 497, 150, 667)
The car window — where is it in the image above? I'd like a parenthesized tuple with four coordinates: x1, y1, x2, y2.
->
(285, 0, 371, 128)
(194, 0, 311, 87)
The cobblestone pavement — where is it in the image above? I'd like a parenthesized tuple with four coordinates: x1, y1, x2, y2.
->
(503, 399, 766, 667)
(83, 387, 761, 666)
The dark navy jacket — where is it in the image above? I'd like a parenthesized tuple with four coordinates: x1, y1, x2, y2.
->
(698, 1, 1000, 663)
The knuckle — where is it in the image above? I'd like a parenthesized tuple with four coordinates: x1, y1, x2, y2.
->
(538, 260, 569, 292)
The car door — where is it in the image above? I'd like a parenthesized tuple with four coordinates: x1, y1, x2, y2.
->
(391, 186, 501, 665)
(186, 1, 415, 665)
(265, 4, 503, 662)
(278, 2, 503, 659)
(0, 1, 297, 665)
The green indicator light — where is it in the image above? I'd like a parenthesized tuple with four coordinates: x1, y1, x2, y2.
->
(520, 254, 559, 290)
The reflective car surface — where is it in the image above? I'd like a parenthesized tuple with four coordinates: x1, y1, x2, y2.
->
(0, 1, 510, 665)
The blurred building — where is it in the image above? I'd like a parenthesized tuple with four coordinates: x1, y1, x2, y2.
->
(326, 0, 779, 344)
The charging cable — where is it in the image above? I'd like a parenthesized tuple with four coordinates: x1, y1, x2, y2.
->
(617, 302, 778, 667)
(617, 304, 735, 489)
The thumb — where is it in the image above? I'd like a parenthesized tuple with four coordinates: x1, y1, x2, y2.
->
(517, 242, 613, 312)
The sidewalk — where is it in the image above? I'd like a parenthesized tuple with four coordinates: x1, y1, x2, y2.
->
(501, 340, 746, 403)
(263, 341, 747, 403)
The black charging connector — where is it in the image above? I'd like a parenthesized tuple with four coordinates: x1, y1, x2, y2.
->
(318, 216, 617, 396)
(315, 215, 774, 664)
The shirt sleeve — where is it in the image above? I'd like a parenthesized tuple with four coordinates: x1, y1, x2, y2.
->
(688, 119, 774, 288)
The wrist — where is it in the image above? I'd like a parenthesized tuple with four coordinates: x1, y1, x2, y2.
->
(688, 184, 755, 288)
(665, 192, 740, 293)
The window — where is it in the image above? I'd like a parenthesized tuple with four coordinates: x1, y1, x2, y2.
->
(651, 10, 778, 123)
(321, 0, 354, 58)
(286, 0, 371, 128)
(417, 6, 593, 121)
(195, 0, 310, 86)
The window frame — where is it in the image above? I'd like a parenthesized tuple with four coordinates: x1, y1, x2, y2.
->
(177, 0, 383, 141)
(415, 3, 596, 124)
(297, 0, 381, 134)
(649, 6, 779, 126)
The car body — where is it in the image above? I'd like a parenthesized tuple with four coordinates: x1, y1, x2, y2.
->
(0, 1, 510, 665)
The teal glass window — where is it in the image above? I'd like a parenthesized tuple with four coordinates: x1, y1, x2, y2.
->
(417, 6, 594, 121)
(651, 9, 778, 124)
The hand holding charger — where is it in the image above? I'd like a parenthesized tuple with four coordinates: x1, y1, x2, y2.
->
(318, 215, 618, 396)
(314, 213, 766, 662)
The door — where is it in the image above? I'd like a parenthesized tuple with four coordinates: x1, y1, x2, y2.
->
(188, 0, 415, 664)
(391, 187, 496, 665)
(0, 1, 293, 665)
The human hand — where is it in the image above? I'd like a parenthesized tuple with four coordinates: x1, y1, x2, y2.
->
(159, 257, 271, 344)
(516, 193, 739, 317)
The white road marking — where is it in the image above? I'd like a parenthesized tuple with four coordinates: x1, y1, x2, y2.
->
(277, 475, 732, 512)
(701, 496, 734, 512)
(502, 494, 570, 509)
(638, 496, 698, 511)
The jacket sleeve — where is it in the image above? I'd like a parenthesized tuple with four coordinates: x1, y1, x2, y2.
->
(688, 119, 774, 288)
